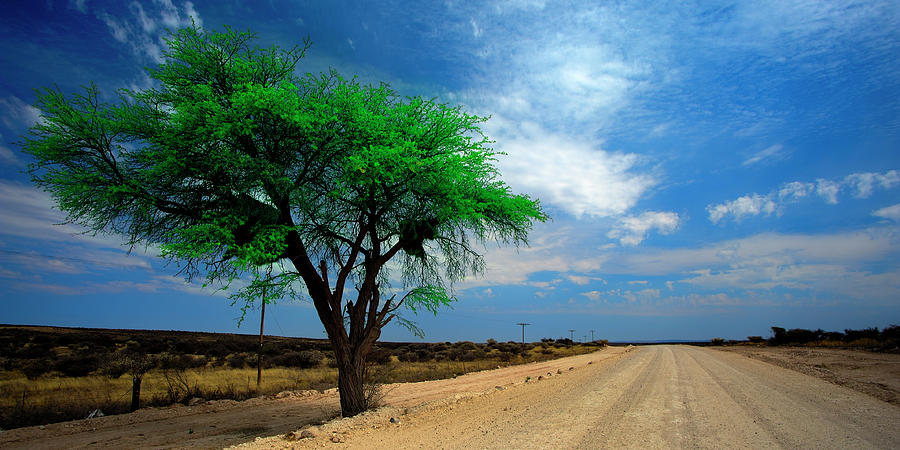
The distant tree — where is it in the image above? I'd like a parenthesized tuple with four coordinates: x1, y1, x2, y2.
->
(769, 327, 787, 345)
(22, 25, 545, 417)
(103, 351, 155, 412)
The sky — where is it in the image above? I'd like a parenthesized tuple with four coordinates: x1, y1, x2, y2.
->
(1, 0, 898, 343)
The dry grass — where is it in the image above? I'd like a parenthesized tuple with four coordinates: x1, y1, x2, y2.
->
(1, 343, 599, 429)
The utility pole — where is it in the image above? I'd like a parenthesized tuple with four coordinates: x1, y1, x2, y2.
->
(257, 285, 266, 389)
(568, 329, 575, 347)
(590, 330, 595, 342)
(517, 322, 531, 344)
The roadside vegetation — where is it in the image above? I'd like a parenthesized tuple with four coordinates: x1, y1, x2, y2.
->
(0, 325, 605, 430)
(706, 325, 899, 351)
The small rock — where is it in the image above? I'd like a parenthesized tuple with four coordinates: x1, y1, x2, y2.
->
(390, 417, 400, 424)
(284, 431, 300, 441)
(569, 367, 574, 371)
(495, 385, 504, 390)
(538, 375, 543, 380)
(331, 434, 344, 443)
(557, 369, 562, 374)
(188, 397, 203, 406)
(588, 361, 593, 365)
(39, 425, 46, 430)
(300, 429, 317, 439)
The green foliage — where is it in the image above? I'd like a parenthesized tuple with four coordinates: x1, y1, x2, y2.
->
(21, 24, 545, 334)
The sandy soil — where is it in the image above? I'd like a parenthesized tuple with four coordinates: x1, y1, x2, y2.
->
(0, 348, 624, 449)
(236, 345, 900, 449)
(716, 345, 900, 405)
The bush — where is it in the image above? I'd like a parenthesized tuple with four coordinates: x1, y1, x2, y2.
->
(268, 350, 324, 369)
(709, 338, 725, 346)
(398, 351, 418, 363)
(747, 336, 765, 343)
(56, 354, 100, 377)
(227, 353, 252, 369)
(368, 347, 393, 365)
(20, 360, 51, 380)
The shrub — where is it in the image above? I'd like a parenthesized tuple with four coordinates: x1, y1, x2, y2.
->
(20, 360, 51, 380)
(227, 353, 252, 369)
(268, 350, 324, 369)
(747, 336, 765, 343)
(368, 347, 393, 365)
(709, 338, 725, 346)
(56, 354, 100, 377)
(845, 328, 880, 342)
(848, 338, 880, 348)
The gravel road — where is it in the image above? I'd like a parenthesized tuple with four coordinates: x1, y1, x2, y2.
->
(263, 345, 900, 449)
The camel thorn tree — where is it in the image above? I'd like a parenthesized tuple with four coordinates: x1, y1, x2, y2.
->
(21, 24, 546, 417)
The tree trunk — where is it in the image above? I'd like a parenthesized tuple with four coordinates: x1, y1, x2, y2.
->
(131, 376, 142, 412)
(336, 355, 367, 417)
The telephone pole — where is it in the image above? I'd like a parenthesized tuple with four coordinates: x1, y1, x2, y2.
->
(257, 286, 267, 389)
(568, 329, 575, 347)
(517, 322, 531, 344)
(590, 330, 595, 342)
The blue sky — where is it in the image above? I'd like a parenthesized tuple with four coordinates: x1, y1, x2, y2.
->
(1, 0, 898, 342)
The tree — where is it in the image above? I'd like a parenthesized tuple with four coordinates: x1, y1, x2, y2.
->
(103, 351, 155, 412)
(22, 25, 546, 417)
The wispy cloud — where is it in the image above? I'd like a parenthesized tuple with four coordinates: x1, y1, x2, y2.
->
(743, 143, 786, 166)
(873, 203, 900, 222)
(0, 96, 42, 128)
(708, 170, 900, 223)
(85, 0, 202, 63)
(0, 140, 21, 166)
(605, 226, 900, 302)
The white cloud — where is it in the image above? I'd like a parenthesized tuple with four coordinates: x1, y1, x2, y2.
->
(489, 118, 657, 218)
(566, 275, 591, 285)
(777, 181, 815, 201)
(816, 178, 840, 204)
(708, 194, 776, 224)
(622, 288, 660, 303)
(580, 290, 603, 301)
(607, 211, 679, 246)
(708, 170, 900, 223)
(873, 203, 900, 222)
(0, 96, 43, 129)
(743, 143, 785, 166)
(845, 171, 900, 198)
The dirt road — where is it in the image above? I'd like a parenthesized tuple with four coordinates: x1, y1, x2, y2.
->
(243, 345, 900, 449)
